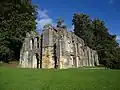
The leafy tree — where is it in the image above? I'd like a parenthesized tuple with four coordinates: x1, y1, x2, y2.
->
(92, 19, 119, 68)
(72, 13, 120, 69)
(72, 13, 94, 48)
(0, 0, 36, 62)
(43, 24, 53, 30)
(56, 18, 67, 29)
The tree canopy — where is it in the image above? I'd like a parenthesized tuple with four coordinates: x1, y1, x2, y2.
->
(0, 0, 36, 62)
(56, 18, 67, 29)
(72, 13, 120, 69)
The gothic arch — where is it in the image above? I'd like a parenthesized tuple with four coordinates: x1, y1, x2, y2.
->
(32, 53, 40, 68)
(32, 38, 34, 49)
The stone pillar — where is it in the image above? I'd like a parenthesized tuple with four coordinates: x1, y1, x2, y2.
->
(91, 50, 95, 66)
(95, 52, 99, 65)
(34, 38, 37, 49)
(70, 56, 74, 68)
(90, 49, 93, 66)
(28, 52, 31, 68)
(32, 54, 37, 68)
(26, 51, 29, 67)
(77, 44, 81, 67)
(30, 39, 32, 50)
(23, 51, 28, 68)
(87, 47, 92, 66)
(83, 50, 86, 66)
(76, 56, 79, 67)
(19, 49, 23, 67)
(48, 46, 54, 68)
(42, 27, 55, 69)
(59, 39, 63, 69)
(81, 48, 84, 67)
(74, 43, 77, 67)
(84, 47, 88, 66)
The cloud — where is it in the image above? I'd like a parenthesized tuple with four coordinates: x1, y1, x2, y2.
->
(36, 9, 53, 33)
(36, 18, 52, 30)
(116, 36, 120, 40)
(69, 25, 74, 31)
(37, 9, 49, 19)
(108, 0, 113, 4)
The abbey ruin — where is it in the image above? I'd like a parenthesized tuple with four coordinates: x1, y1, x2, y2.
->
(19, 26, 99, 69)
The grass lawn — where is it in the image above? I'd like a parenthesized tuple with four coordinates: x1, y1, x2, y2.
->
(0, 68, 120, 90)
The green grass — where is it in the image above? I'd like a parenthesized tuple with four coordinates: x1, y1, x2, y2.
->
(0, 68, 120, 90)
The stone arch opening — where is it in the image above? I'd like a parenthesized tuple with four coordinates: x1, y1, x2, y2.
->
(32, 53, 40, 68)
(32, 38, 34, 49)
(53, 44, 58, 69)
(30, 38, 34, 50)
(36, 37, 39, 48)
(94, 55, 97, 66)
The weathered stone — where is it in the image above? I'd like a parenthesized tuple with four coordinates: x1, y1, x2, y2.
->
(19, 27, 99, 69)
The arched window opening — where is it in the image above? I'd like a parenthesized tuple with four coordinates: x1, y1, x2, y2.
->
(37, 37, 39, 48)
(54, 44, 58, 69)
(32, 53, 40, 68)
(36, 53, 39, 68)
(32, 38, 34, 49)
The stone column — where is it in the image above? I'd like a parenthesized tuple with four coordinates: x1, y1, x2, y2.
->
(95, 52, 99, 65)
(70, 56, 74, 68)
(83, 49, 86, 66)
(83, 48, 85, 66)
(78, 44, 81, 67)
(28, 52, 31, 68)
(90, 49, 93, 66)
(19, 48, 23, 67)
(59, 39, 64, 69)
(81, 48, 84, 67)
(76, 56, 79, 67)
(84, 47, 88, 66)
(88, 47, 92, 66)
(32, 54, 37, 68)
(34, 37, 37, 49)
(91, 50, 95, 66)
(30, 39, 32, 50)
(74, 43, 77, 67)
(25, 51, 29, 68)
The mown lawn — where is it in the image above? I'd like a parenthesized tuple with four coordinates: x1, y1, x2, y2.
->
(0, 68, 120, 90)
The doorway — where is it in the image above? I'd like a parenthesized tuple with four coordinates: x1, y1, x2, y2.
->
(32, 53, 40, 68)
(53, 44, 58, 69)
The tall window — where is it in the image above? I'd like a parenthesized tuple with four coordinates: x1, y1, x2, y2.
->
(37, 37, 39, 48)
(32, 38, 34, 49)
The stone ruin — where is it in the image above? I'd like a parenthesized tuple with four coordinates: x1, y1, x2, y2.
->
(19, 26, 99, 69)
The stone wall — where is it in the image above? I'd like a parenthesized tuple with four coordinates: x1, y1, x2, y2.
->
(19, 27, 99, 69)
(19, 31, 41, 68)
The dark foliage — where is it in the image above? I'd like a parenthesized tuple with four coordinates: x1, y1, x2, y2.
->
(72, 13, 120, 69)
(0, 0, 36, 62)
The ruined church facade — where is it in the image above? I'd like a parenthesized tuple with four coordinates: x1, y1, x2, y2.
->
(19, 26, 99, 69)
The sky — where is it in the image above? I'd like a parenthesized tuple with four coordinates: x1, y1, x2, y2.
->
(32, 0, 120, 43)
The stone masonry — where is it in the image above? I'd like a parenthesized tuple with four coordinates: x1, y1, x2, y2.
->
(19, 26, 99, 69)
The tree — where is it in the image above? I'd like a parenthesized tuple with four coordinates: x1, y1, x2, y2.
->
(72, 13, 120, 69)
(56, 18, 67, 29)
(43, 24, 53, 30)
(0, 0, 36, 62)
(92, 19, 119, 68)
(72, 13, 94, 48)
